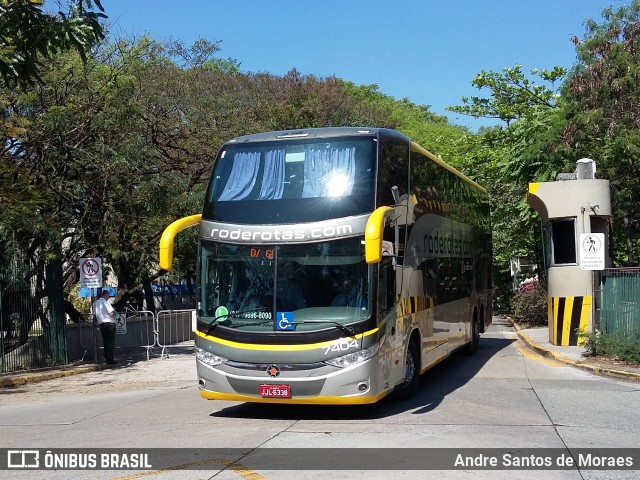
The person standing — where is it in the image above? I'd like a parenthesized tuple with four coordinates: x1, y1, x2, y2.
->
(92, 290, 117, 365)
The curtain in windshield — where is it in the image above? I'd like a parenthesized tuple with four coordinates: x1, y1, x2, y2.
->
(217, 152, 261, 201)
(257, 149, 285, 200)
(302, 146, 356, 198)
(217, 149, 287, 201)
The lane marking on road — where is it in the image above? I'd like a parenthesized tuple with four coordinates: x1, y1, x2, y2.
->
(110, 457, 267, 480)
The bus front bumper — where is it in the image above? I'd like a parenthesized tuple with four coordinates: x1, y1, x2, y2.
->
(196, 357, 390, 405)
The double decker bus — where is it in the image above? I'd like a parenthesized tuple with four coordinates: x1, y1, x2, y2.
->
(160, 127, 491, 405)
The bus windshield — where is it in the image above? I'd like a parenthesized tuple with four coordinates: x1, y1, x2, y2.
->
(199, 238, 371, 332)
(203, 137, 376, 224)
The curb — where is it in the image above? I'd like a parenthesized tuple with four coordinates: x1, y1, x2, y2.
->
(510, 320, 640, 382)
(0, 364, 107, 388)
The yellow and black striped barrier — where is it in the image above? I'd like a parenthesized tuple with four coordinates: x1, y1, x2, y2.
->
(548, 296, 591, 346)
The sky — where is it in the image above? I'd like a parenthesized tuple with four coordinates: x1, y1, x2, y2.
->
(96, 0, 629, 131)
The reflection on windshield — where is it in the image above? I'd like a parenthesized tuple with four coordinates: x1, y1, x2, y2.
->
(210, 140, 373, 202)
(203, 138, 376, 224)
(200, 239, 370, 332)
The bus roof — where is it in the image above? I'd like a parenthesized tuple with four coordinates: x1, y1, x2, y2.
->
(224, 127, 407, 144)
(222, 127, 486, 195)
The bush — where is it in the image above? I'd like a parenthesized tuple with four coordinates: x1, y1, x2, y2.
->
(68, 285, 91, 314)
(581, 331, 640, 364)
(511, 277, 547, 325)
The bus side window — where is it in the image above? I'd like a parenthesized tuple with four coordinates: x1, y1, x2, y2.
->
(378, 137, 409, 206)
(377, 256, 396, 314)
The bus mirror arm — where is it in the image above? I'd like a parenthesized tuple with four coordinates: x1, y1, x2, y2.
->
(364, 206, 395, 264)
(159, 214, 202, 270)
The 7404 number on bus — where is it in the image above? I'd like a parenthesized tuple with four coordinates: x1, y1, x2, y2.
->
(323, 339, 359, 355)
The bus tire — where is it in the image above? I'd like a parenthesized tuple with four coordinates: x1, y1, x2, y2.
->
(465, 314, 480, 355)
(394, 340, 419, 400)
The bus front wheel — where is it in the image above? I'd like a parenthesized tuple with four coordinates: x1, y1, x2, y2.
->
(394, 340, 419, 400)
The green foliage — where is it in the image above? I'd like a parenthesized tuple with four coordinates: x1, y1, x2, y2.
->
(1, 0, 106, 223)
(581, 331, 640, 364)
(447, 65, 566, 125)
(511, 278, 547, 325)
(563, 0, 640, 264)
(447, 61, 574, 304)
(344, 81, 470, 165)
(68, 284, 90, 314)
(0, 38, 221, 309)
(0, 0, 106, 88)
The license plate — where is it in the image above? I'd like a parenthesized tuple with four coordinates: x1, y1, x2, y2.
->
(259, 384, 291, 398)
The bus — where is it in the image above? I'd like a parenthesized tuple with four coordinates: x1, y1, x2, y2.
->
(159, 127, 492, 405)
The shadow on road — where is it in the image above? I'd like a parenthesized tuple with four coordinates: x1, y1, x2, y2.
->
(211, 335, 515, 421)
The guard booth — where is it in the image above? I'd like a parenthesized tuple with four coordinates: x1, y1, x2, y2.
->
(527, 159, 612, 346)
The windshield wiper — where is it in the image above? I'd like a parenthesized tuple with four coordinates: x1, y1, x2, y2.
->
(205, 307, 269, 334)
(294, 320, 356, 337)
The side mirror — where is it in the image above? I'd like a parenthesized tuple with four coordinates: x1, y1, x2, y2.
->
(159, 214, 202, 270)
(364, 206, 394, 264)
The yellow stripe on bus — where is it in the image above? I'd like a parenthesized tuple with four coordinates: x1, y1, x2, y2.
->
(195, 326, 381, 351)
(410, 142, 487, 194)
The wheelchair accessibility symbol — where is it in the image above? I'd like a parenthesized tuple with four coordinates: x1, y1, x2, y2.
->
(276, 312, 295, 331)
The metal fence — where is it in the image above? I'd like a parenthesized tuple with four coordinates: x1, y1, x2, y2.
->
(600, 268, 640, 338)
(2, 261, 196, 372)
(1, 256, 67, 373)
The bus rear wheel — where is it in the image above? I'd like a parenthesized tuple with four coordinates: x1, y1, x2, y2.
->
(465, 315, 480, 355)
(394, 341, 419, 400)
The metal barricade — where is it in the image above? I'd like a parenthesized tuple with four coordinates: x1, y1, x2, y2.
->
(155, 309, 196, 358)
(116, 310, 158, 360)
(87, 310, 158, 362)
(76, 313, 96, 361)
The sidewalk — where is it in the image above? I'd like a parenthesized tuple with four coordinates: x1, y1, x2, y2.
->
(2, 323, 640, 388)
(513, 321, 640, 382)
(0, 362, 109, 388)
(0, 346, 190, 388)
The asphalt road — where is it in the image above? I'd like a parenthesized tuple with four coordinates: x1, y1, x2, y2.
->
(1, 317, 639, 480)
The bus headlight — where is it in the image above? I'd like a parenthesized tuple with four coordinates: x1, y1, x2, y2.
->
(196, 347, 227, 366)
(324, 341, 380, 368)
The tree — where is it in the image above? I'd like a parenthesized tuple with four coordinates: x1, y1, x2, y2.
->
(447, 65, 566, 126)
(0, 0, 106, 88)
(344, 82, 470, 164)
(1, 38, 217, 315)
(563, 0, 640, 264)
(1, 0, 107, 226)
(447, 65, 571, 307)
